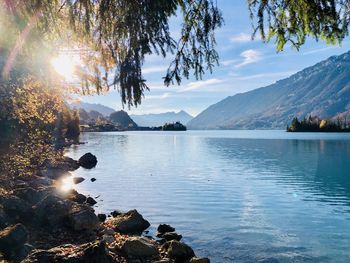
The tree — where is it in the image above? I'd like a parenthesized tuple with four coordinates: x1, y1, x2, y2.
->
(0, 0, 223, 107)
(288, 117, 301, 131)
(0, 77, 66, 176)
(248, 0, 349, 51)
(65, 110, 80, 141)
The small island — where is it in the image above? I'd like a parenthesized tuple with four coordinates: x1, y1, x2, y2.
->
(162, 121, 187, 131)
(138, 122, 187, 131)
(287, 116, 350, 132)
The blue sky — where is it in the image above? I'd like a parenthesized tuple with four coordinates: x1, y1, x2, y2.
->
(81, 1, 350, 117)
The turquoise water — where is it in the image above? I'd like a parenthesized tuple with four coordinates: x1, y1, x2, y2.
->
(67, 130, 350, 262)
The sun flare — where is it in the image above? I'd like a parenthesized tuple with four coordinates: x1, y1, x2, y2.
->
(59, 176, 75, 192)
(51, 52, 80, 81)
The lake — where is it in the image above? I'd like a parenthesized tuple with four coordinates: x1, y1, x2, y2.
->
(67, 130, 350, 263)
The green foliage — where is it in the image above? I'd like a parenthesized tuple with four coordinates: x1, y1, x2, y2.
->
(248, 0, 348, 51)
(287, 115, 350, 132)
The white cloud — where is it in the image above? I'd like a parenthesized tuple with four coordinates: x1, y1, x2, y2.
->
(235, 49, 262, 68)
(146, 92, 172, 100)
(229, 33, 260, 43)
(143, 66, 168, 74)
(180, 78, 224, 92)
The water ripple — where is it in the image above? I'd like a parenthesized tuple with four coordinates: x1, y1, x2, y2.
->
(68, 131, 350, 262)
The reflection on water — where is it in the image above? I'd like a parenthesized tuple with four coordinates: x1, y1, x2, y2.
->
(67, 131, 350, 263)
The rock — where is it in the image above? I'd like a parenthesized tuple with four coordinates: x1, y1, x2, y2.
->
(28, 176, 53, 188)
(39, 157, 79, 179)
(0, 195, 32, 221)
(39, 168, 70, 180)
(86, 197, 97, 205)
(158, 224, 175, 234)
(13, 187, 47, 205)
(0, 208, 8, 229)
(23, 241, 113, 263)
(98, 214, 107, 222)
(190, 257, 210, 263)
(69, 208, 99, 231)
(103, 228, 115, 236)
(78, 153, 97, 169)
(16, 243, 34, 262)
(154, 260, 173, 263)
(165, 240, 195, 262)
(122, 237, 158, 258)
(111, 210, 121, 217)
(70, 193, 87, 204)
(108, 210, 150, 234)
(0, 224, 28, 257)
(162, 232, 182, 242)
(73, 177, 85, 184)
(33, 195, 71, 226)
(0, 252, 6, 261)
(61, 157, 80, 171)
(102, 234, 114, 244)
(43, 157, 80, 172)
(91, 178, 96, 182)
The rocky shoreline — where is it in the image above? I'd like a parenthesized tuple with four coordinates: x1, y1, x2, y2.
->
(0, 152, 209, 263)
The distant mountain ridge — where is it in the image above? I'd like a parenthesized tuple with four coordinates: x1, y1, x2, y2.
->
(188, 51, 350, 130)
(109, 110, 138, 129)
(70, 102, 115, 117)
(130, 110, 193, 127)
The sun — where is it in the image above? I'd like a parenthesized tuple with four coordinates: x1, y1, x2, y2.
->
(51, 52, 80, 81)
(58, 176, 75, 192)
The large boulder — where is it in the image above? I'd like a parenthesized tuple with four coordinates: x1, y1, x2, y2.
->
(0, 224, 28, 258)
(0, 208, 8, 229)
(33, 195, 72, 227)
(13, 187, 48, 205)
(0, 195, 32, 221)
(122, 237, 158, 258)
(68, 208, 99, 231)
(108, 209, 150, 234)
(162, 232, 182, 242)
(23, 241, 113, 263)
(157, 224, 175, 234)
(78, 153, 97, 169)
(165, 240, 195, 262)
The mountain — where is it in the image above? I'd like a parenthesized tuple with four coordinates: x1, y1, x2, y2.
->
(78, 109, 106, 125)
(130, 110, 193, 127)
(70, 102, 115, 117)
(109, 110, 138, 129)
(188, 51, 350, 130)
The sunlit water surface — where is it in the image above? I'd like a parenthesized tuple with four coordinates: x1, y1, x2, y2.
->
(67, 130, 350, 263)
